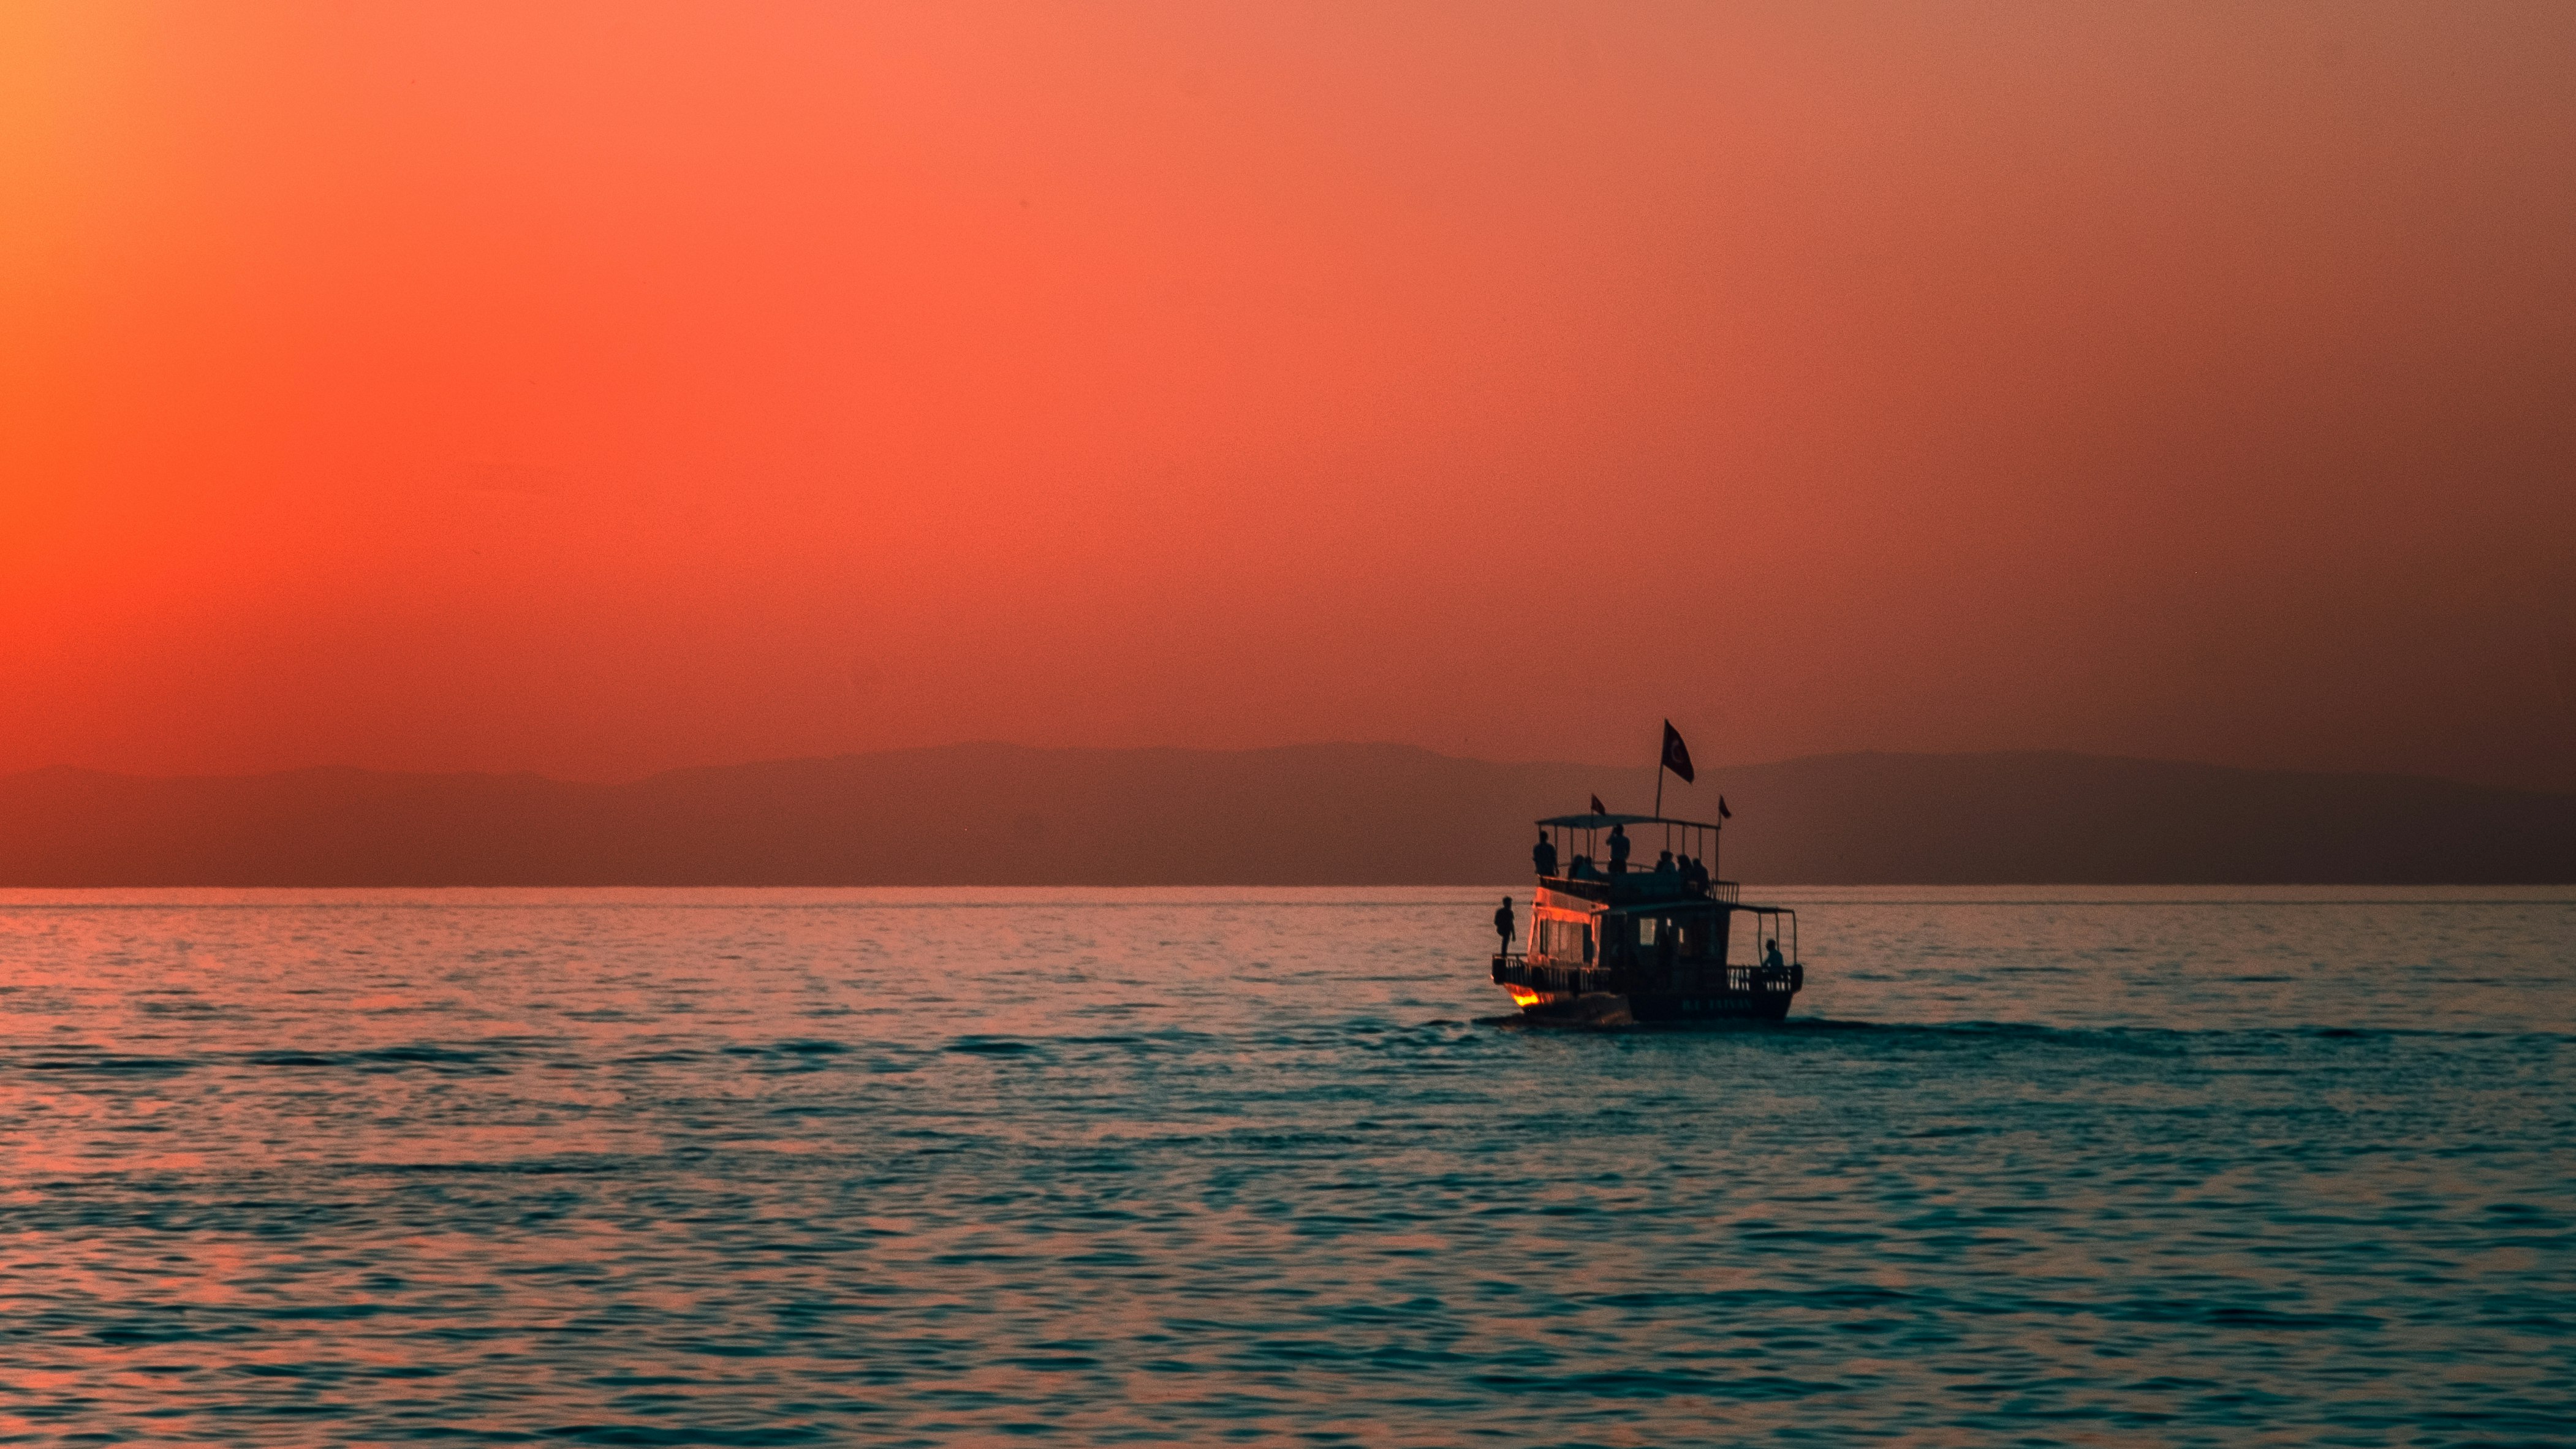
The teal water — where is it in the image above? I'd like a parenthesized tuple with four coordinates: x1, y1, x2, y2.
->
(0, 886, 2569, 1445)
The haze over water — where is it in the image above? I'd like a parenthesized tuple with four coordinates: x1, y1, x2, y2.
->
(2, 887, 2569, 1445)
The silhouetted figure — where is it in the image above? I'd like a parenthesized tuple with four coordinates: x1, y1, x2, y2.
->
(1532, 831, 1558, 879)
(1494, 896, 1517, 953)
(1607, 824, 1631, 874)
(1569, 853, 1599, 880)
(1763, 938, 1786, 970)
(1686, 856, 1710, 893)
(1653, 849, 1676, 878)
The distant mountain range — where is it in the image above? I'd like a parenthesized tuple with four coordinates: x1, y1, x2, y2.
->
(1, 744, 2569, 886)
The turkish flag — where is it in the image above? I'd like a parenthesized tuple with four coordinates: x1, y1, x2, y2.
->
(1660, 721, 1695, 783)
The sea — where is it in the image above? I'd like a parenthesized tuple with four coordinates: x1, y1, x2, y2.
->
(0, 886, 2569, 1447)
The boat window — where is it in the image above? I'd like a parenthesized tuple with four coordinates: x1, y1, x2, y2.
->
(1638, 918, 1658, 946)
(1539, 918, 1599, 964)
(1541, 920, 1570, 958)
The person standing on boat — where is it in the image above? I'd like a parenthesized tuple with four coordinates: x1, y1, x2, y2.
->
(1763, 937, 1786, 970)
(1494, 896, 1517, 954)
(1607, 824, 1631, 874)
(1532, 830, 1558, 879)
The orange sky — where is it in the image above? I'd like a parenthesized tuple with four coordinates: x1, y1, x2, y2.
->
(5, 2, 2572, 791)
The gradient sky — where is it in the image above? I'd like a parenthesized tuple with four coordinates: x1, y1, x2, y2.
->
(6, 2, 2572, 790)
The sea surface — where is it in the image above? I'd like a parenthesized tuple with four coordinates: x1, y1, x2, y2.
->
(0, 886, 2569, 1446)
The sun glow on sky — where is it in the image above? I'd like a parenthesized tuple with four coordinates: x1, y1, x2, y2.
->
(4, 3, 2572, 789)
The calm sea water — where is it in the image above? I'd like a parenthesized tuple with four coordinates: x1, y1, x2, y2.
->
(1, 886, 2569, 1446)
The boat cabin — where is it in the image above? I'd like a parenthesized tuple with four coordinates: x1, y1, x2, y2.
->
(1495, 811, 1801, 1021)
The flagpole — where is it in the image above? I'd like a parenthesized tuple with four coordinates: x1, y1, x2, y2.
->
(1653, 727, 1665, 819)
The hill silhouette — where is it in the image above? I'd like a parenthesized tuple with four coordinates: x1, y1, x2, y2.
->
(0, 744, 2567, 886)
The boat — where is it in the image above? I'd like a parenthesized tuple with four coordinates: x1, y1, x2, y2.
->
(1490, 811, 1802, 1024)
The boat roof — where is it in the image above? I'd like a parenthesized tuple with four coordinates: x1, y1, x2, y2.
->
(1536, 812, 1724, 831)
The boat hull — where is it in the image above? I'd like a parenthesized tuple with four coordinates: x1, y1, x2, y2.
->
(1493, 956, 1798, 1024)
(1513, 990, 1793, 1025)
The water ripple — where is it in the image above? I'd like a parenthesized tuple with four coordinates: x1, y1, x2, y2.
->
(0, 885, 2566, 1445)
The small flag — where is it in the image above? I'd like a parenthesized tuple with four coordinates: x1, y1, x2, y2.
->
(1589, 794, 1607, 815)
(1718, 795, 1732, 820)
(1660, 720, 1695, 783)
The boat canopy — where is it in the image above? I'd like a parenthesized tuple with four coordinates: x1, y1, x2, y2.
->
(1535, 812, 1723, 832)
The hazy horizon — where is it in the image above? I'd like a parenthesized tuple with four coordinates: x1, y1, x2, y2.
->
(9, 744, 2568, 887)
(10, 735, 2575, 800)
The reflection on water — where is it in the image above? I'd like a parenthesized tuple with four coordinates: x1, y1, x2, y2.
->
(0, 887, 2569, 1444)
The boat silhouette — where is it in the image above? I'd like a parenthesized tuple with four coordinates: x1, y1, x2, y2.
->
(1493, 810, 1801, 1024)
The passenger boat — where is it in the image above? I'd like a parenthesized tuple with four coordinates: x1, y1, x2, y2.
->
(1491, 811, 1802, 1024)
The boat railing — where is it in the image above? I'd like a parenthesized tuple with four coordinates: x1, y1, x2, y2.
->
(1539, 873, 1740, 904)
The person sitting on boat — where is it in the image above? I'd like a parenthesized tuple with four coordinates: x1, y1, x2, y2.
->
(1494, 896, 1517, 953)
(1653, 849, 1676, 878)
(1607, 824, 1631, 874)
(1532, 831, 1558, 879)
(1763, 937, 1786, 970)
(1684, 855, 1710, 893)
(1567, 853, 1600, 880)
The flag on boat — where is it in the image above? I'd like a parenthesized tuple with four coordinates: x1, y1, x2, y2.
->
(1719, 795, 1732, 819)
(1660, 721, 1695, 783)
(1589, 793, 1607, 815)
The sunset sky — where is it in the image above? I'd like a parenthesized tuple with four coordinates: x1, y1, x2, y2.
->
(5, 2, 2572, 792)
